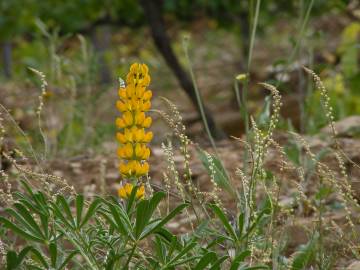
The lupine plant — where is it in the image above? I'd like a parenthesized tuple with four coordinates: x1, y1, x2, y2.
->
(0, 64, 358, 269)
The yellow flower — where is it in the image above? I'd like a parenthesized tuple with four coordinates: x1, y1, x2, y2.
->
(119, 160, 149, 178)
(118, 183, 145, 200)
(116, 63, 153, 181)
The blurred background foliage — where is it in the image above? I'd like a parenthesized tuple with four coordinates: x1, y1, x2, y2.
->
(0, 0, 359, 155)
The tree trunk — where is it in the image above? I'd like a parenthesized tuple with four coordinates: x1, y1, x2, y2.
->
(2, 41, 12, 78)
(91, 26, 112, 84)
(140, 0, 225, 140)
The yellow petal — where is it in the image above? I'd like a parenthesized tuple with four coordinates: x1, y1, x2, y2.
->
(119, 162, 128, 175)
(136, 185, 145, 199)
(116, 118, 126, 129)
(116, 101, 127, 112)
(143, 131, 153, 143)
(116, 132, 127, 144)
(142, 117, 152, 128)
(135, 112, 145, 125)
(125, 183, 133, 196)
(140, 162, 150, 175)
(118, 186, 127, 199)
(142, 75, 151, 86)
(133, 128, 144, 142)
(136, 86, 145, 98)
(124, 112, 133, 126)
(126, 84, 136, 98)
(124, 143, 133, 158)
(141, 64, 149, 74)
(142, 101, 151, 111)
(118, 88, 127, 99)
(143, 147, 150, 160)
(125, 129, 133, 142)
(130, 63, 139, 73)
(143, 90, 152, 101)
(117, 147, 124, 158)
(135, 143, 142, 158)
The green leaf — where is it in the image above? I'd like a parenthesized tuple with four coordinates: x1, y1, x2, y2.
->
(58, 251, 78, 270)
(6, 250, 20, 270)
(206, 236, 227, 249)
(230, 250, 251, 270)
(20, 180, 35, 197)
(5, 208, 43, 239)
(194, 251, 217, 270)
(135, 199, 149, 239)
(209, 204, 238, 242)
(27, 247, 49, 268)
(140, 203, 188, 239)
(57, 196, 76, 228)
(241, 209, 269, 240)
(107, 203, 133, 238)
(0, 217, 44, 243)
(154, 236, 166, 264)
(155, 228, 182, 251)
(209, 255, 229, 270)
(291, 232, 318, 270)
(166, 240, 197, 267)
(171, 256, 201, 267)
(135, 192, 165, 239)
(257, 95, 271, 128)
(238, 213, 245, 239)
(148, 192, 166, 218)
(80, 198, 102, 229)
(49, 242, 57, 267)
(242, 266, 269, 270)
(75, 195, 84, 228)
(197, 149, 235, 196)
(6, 246, 35, 270)
(50, 202, 74, 229)
(13, 203, 45, 238)
(126, 185, 139, 214)
(6, 246, 49, 269)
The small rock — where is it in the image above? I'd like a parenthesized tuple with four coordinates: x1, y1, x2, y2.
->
(285, 224, 308, 253)
(321, 116, 360, 137)
(347, 260, 360, 270)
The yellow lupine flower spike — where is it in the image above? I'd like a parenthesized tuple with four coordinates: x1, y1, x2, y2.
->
(116, 63, 153, 198)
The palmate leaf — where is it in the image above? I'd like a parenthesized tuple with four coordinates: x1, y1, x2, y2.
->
(50, 195, 102, 231)
(4, 191, 51, 242)
(0, 217, 44, 243)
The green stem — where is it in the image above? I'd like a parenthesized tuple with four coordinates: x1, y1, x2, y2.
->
(123, 243, 137, 270)
(182, 37, 218, 156)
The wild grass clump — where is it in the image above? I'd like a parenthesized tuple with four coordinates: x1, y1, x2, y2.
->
(0, 64, 359, 269)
